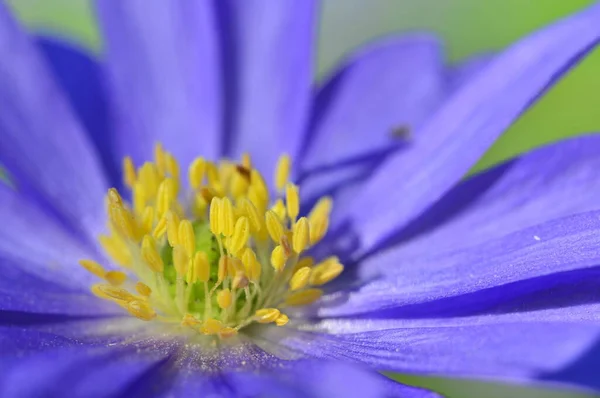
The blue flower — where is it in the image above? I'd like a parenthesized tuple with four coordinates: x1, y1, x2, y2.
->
(1, 1, 600, 396)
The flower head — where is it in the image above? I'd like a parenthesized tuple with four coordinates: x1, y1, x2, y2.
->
(2, 1, 600, 396)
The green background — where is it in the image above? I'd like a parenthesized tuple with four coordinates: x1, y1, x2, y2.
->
(6, 1, 600, 397)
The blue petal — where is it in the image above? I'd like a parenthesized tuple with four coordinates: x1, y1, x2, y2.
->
(274, 317, 600, 391)
(344, 3, 600, 254)
(0, 4, 109, 237)
(301, 34, 445, 172)
(223, 0, 317, 177)
(375, 134, 600, 262)
(36, 36, 120, 188)
(0, 184, 101, 289)
(94, 0, 223, 167)
(447, 52, 495, 92)
(0, 345, 173, 398)
(321, 210, 600, 317)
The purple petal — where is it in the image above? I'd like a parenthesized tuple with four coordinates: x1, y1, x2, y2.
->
(301, 34, 445, 172)
(321, 210, 600, 317)
(345, 3, 600, 254)
(95, 0, 222, 167)
(36, 36, 119, 188)
(0, 345, 172, 397)
(0, 185, 101, 288)
(223, 0, 316, 177)
(447, 52, 495, 92)
(275, 316, 600, 390)
(0, 4, 108, 236)
(380, 134, 600, 262)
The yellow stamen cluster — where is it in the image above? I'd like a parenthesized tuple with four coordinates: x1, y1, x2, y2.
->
(80, 144, 343, 338)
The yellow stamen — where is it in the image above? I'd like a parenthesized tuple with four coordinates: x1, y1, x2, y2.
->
(240, 198, 261, 232)
(166, 210, 180, 247)
(229, 216, 250, 253)
(275, 313, 289, 326)
(105, 270, 127, 286)
(154, 143, 167, 175)
(178, 220, 195, 256)
(135, 282, 152, 297)
(107, 189, 138, 240)
(132, 182, 146, 216)
(241, 153, 252, 169)
(285, 288, 323, 306)
(141, 206, 155, 234)
(191, 251, 210, 283)
(265, 210, 284, 243)
(165, 152, 180, 179)
(292, 217, 310, 253)
(78, 259, 106, 279)
(285, 183, 300, 221)
(138, 162, 160, 199)
(271, 245, 287, 272)
(217, 288, 232, 309)
(275, 154, 291, 192)
(123, 156, 136, 188)
(250, 169, 269, 206)
(152, 215, 167, 239)
(241, 247, 261, 282)
(156, 178, 173, 217)
(98, 235, 132, 267)
(209, 197, 221, 235)
(220, 197, 235, 237)
(188, 157, 206, 190)
(232, 271, 249, 289)
(217, 256, 228, 283)
(182, 313, 202, 327)
(219, 327, 238, 338)
(97, 284, 136, 302)
(202, 318, 223, 335)
(255, 308, 281, 324)
(141, 235, 164, 273)
(127, 299, 156, 321)
(310, 256, 344, 286)
(293, 256, 314, 273)
(173, 245, 190, 276)
(289, 266, 311, 291)
(308, 196, 332, 244)
(271, 199, 287, 221)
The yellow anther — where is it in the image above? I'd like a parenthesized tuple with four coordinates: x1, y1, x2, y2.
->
(271, 199, 287, 221)
(250, 169, 269, 205)
(202, 318, 223, 335)
(220, 197, 235, 237)
(138, 162, 161, 199)
(232, 271, 249, 289)
(280, 234, 293, 258)
(107, 189, 138, 240)
(265, 210, 285, 243)
(275, 154, 291, 192)
(141, 235, 164, 273)
(229, 217, 250, 253)
(292, 217, 310, 253)
(241, 248, 261, 282)
(135, 282, 152, 297)
(227, 257, 244, 278)
(181, 313, 202, 327)
(154, 143, 167, 175)
(192, 192, 208, 218)
(240, 198, 261, 232)
(275, 313, 289, 326)
(191, 251, 210, 283)
(156, 178, 174, 217)
(271, 245, 287, 272)
(105, 270, 127, 286)
(247, 186, 267, 214)
(97, 285, 136, 302)
(308, 196, 332, 244)
(255, 308, 281, 324)
(166, 210, 180, 247)
(178, 219, 195, 256)
(127, 299, 156, 321)
(289, 266, 311, 291)
(217, 288, 233, 309)
(152, 215, 167, 239)
(241, 152, 252, 169)
(217, 256, 228, 282)
(230, 169, 250, 198)
(78, 259, 106, 279)
(123, 156, 137, 188)
(293, 256, 314, 273)
(206, 163, 223, 194)
(165, 152, 180, 179)
(188, 157, 206, 190)
(310, 256, 344, 286)
(209, 197, 221, 235)
(132, 182, 146, 216)
(285, 183, 300, 221)
(99, 235, 132, 267)
(141, 206, 154, 234)
(285, 288, 323, 306)
(219, 327, 238, 338)
(173, 245, 190, 276)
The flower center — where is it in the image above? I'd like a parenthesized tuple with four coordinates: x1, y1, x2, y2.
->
(79, 143, 343, 339)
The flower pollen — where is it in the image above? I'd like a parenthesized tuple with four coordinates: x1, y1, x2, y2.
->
(80, 143, 343, 339)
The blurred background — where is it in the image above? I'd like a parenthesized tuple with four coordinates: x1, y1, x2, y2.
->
(7, 0, 599, 397)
